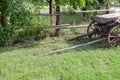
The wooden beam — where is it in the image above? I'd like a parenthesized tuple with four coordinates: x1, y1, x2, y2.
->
(31, 9, 114, 16)
(55, 9, 114, 14)
(27, 25, 87, 29)
(56, 25, 87, 29)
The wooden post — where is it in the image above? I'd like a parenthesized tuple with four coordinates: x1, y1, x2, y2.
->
(106, 3, 110, 14)
(1, 12, 7, 28)
(55, 5, 60, 37)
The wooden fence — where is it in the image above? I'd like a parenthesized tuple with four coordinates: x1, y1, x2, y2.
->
(30, 9, 114, 36)
(0, 9, 114, 36)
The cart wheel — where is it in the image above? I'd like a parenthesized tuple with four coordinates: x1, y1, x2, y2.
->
(108, 25, 120, 47)
(87, 22, 100, 38)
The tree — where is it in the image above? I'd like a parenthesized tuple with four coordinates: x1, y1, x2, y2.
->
(0, 0, 9, 27)
(0, 0, 30, 28)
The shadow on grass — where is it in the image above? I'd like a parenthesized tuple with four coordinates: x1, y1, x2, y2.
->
(67, 36, 110, 51)
(0, 36, 111, 54)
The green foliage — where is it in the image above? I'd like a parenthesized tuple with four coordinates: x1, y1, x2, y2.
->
(55, 0, 110, 9)
(0, 0, 25, 13)
(15, 29, 37, 41)
(0, 27, 15, 46)
(0, 27, 52, 47)
(0, 0, 33, 28)
(9, 8, 30, 27)
(15, 28, 50, 42)
(29, 16, 51, 26)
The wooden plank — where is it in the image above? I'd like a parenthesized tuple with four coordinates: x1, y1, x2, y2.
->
(28, 26, 55, 29)
(55, 10, 114, 15)
(28, 24, 70, 29)
(0, 10, 114, 17)
(91, 12, 120, 24)
(56, 25, 87, 29)
(70, 9, 113, 13)
(31, 9, 114, 16)
(30, 13, 57, 16)
(27, 25, 87, 29)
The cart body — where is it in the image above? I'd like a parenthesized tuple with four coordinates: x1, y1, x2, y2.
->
(87, 12, 120, 46)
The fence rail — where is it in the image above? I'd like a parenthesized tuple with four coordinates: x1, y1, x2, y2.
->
(0, 9, 115, 37)
(0, 9, 115, 16)
(16, 9, 116, 37)
(31, 9, 114, 16)
(27, 25, 87, 29)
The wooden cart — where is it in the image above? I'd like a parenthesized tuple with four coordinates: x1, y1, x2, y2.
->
(87, 12, 120, 46)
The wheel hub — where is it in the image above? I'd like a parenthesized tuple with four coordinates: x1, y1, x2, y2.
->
(117, 34, 120, 38)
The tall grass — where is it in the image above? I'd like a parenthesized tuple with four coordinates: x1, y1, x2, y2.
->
(0, 36, 120, 80)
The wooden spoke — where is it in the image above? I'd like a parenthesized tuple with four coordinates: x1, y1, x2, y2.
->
(87, 22, 100, 38)
(110, 39, 117, 43)
(109, 36, 116, 38)
(108, 25, 120, 47)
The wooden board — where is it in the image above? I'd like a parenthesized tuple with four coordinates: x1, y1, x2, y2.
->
(91, 12, 120, 24)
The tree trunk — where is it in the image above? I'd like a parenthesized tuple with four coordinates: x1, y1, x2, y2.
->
(49, 0, 53, 14)
(82, 7, 87, 21)
(1, 12, 7, 28)
(49, 0, 53, 25)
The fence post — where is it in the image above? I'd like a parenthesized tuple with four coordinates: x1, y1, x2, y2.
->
(106, 3, 110, 14)
(55, 5, 60, 37)
(49, 0, 53, 25)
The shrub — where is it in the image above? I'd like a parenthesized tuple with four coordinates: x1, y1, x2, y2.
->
(0, 28, 15, 46)
(15, 29, 37, 41)
(0, 27, 54, 47)
(15, 28, 50, 42)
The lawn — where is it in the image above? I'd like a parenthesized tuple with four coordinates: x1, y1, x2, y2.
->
(0, 35, 120, 80)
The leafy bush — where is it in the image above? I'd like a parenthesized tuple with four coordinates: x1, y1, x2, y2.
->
(0, 28, 15, 46)
(15, 28, 50, 42)
(0, 27, 54, 47)
(15, 29, 36, 41)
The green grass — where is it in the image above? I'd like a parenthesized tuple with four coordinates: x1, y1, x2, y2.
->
(0, 35, 120, 80)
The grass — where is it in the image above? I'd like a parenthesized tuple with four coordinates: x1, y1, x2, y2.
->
(0, 35, 120, 80)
